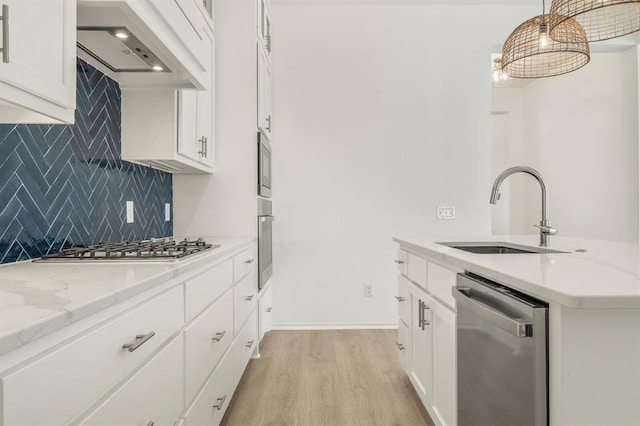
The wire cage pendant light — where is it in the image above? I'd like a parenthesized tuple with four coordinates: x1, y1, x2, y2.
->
(550, 0, 640, 42)
(501, 0, 590, 79)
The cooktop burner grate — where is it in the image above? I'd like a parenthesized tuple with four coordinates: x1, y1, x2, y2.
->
(37, 238, 219, 262)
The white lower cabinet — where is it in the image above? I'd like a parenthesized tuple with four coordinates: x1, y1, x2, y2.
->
(397, 248, 458, 426)
(184, 289, 234, 404)
(233, 310, 259, 388)
(182, 349, 234, 426)
(258, 284, 273, 342)
(410, 285, 433, 405)
(234, 268, 259, 335)
(81, 334, 185, 426)
(431, 299, 457, 426)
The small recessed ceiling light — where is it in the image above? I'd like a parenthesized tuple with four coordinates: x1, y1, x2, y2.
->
(114, 31, 129, 40)
(152, 65, 163, 72)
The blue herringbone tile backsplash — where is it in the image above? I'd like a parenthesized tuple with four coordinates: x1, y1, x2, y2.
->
(0, 59, 173, 263)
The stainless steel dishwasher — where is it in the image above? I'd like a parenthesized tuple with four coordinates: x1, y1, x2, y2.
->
(453, 272, 548, 426)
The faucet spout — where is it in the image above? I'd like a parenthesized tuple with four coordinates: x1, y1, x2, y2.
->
(489, 166, 555, 247)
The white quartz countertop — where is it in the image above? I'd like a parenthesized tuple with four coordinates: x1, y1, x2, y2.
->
(394, 235, 640, 309)
(0, 236, 255, 355)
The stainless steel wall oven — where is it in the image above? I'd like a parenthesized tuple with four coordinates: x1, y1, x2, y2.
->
(258, 132, 272, 198)
(258, 198, 274, 289)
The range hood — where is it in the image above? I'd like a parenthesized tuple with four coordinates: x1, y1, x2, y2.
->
(76, 0, 207, 89)
(77, 27, 169, 73)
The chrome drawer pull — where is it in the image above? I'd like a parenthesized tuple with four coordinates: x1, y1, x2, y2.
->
(0, 5, 8, 63)
(246, 340, 254, 348)
(245, 259, 255, 264)
(394, 259, 405, 264)
(396, 342, 405, 351)
(394, 296, 405, 302)
(213, 394, 227, 410)
(245, 295, 255, 301)
(147, 422, 154, 426)
(212, 330, 226, 342)
(122, 331, 155, 352)
(266, 307, 272, 313)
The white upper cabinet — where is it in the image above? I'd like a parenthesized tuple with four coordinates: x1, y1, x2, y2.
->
(121, 25, 214, 173)
(257, 47, 272, 140)
(257, 0, 271, 61)
(0, 0, 76, 124)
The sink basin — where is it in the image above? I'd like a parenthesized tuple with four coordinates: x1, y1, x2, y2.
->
(437, 242, 567, 254)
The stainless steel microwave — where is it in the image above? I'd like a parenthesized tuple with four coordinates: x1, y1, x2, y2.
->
(258, 131, 271, 198)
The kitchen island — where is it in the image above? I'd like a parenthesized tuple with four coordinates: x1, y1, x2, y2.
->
(394, 235, 640, 426)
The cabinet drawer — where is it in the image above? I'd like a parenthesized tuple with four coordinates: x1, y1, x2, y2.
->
(80, 334, 184, 426)
(1, 286, 183, 426)
(395, 249, 408, 275)
(259, 284, 273, 342)
(408, 253, 428, 290)
(185, 260, 233, 322)
(183, 348, 234, 426)
(398, 320, 409, 373)
(397, 275, 411, 326)
(233, 310, 258, 388)
(233, 244, 258, 282)
(234, 268, 258, 335)
(184, 289, 233, 404)
(428, 262, 458, 311)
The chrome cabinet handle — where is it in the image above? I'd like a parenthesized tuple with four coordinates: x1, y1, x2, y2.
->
(396, 342, 405, 351)
(212, 330, 226, 342)
(198, 136, 207, 158)
(266, 115, 271, 132)
(266, 34, 271, 53)
(418, 299, 422, 328)
(213, 394, 227, 410)
(260, 216, 275, 222)
(245, 295, 255, 301)
(246, 340, 254, 348)
(266, 307, 272, 313)
(147, 422, 154, 426)
(420, 301, 430, 330)
(394, 296, 405, 302)
(394, 259, 405, 264)
(245, 259, 255, 264)
(0, 5, 8, 63)
(122, 331, 155, 352)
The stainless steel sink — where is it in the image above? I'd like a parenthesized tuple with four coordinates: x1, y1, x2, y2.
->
(437, 242, 567, 254)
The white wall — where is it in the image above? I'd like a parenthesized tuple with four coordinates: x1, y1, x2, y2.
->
(271, 3, 539, 327)
(492, 50, 639, 242)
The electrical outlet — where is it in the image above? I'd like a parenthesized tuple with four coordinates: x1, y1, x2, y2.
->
(364, 283, 374, 297)
(437, 206, 456, 220)
(165, 203, 171, 222)
(126, 201, 134, 223)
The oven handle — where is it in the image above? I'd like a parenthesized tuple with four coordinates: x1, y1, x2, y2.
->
(452, 287, 531, 338)
(260, 216, 275, 222)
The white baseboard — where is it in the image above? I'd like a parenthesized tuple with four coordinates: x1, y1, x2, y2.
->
(270, 322, 398, 330)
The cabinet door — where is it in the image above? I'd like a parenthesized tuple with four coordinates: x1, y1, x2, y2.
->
(81, 334, 184, 426)
(410, 286, 433, 406)
(178, 89, 200, 161)
(397, 274, 410, 327)
(0, 0, 75, 121)
(259, 284, 273, 342)
(432, 299, 457, 426)
(195, 26, 214, 168)
(257, 47, 272, 140)
(398, 320, 409, 373)
(257, 0, 271, 59)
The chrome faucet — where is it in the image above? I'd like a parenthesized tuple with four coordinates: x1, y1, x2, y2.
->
(489, 166, 557, 247)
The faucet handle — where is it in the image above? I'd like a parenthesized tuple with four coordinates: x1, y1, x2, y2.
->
(533, 224, 557, 235)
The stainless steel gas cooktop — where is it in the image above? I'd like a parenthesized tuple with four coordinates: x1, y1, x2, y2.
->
(37, 238, 219, 262)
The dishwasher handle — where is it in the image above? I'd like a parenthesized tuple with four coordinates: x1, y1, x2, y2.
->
(452, 287, 532, 338)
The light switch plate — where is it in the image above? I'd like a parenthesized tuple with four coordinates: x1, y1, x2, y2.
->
(126, 201, 134, 223)
(165, 203, 171, 222)
(437, 206, 456, 220)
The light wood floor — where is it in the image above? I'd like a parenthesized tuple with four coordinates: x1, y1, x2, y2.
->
(221, 330, 434, 426)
